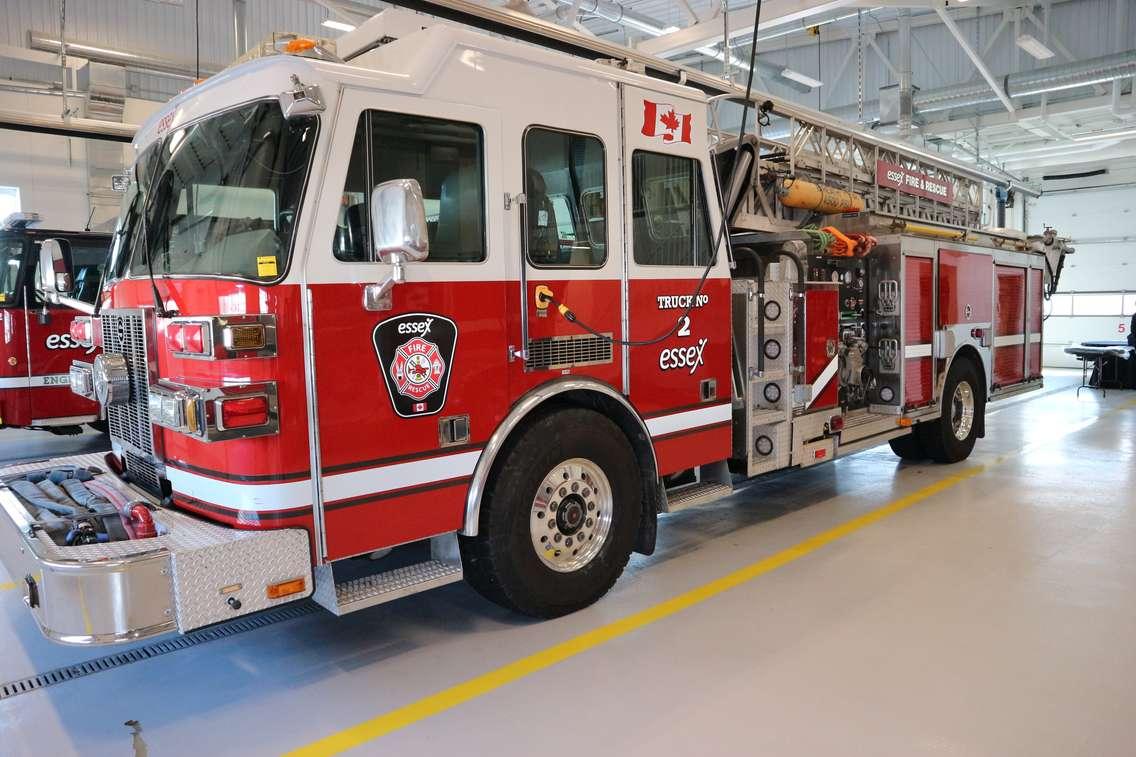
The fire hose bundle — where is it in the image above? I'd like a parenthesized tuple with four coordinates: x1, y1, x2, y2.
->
(9, 467, 159, 546)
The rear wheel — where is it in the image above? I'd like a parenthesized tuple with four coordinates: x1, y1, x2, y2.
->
(459, 408, 641, 618)
(918, 358, 983, 463)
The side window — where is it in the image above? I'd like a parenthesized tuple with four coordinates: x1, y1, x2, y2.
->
(69, 240, 108, 305)
(631, 151, 714, 267)
(335, 111, 487, 263)
(524, 128, 606, 268)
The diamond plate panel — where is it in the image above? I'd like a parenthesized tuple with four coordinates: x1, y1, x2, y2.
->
(1, 453, 311, 634)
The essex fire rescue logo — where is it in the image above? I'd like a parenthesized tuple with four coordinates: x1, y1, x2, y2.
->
(373, 313, 457, 418)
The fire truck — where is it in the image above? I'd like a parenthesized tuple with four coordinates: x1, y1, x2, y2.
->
(0, 6, 1074, 645)
(0, 213, 107, 433)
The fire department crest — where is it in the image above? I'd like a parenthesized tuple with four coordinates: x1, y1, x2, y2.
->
(373, 313, 457, 418)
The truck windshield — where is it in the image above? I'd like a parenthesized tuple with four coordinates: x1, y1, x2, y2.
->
(125, 100, 317, 281)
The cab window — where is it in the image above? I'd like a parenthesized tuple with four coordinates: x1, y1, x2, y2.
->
(523, 127, 606, 268)
(0, 237, 23, 305)
(631, 151, 714, 267)
(69, 239, 107, 305)
(336, 111, 486, 263)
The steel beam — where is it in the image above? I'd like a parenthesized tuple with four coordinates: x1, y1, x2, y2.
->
(636, 0, 861, 58)
(936, 7, 1015, 114)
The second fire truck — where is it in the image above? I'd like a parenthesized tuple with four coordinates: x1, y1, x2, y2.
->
(0, 7, 1073, 644)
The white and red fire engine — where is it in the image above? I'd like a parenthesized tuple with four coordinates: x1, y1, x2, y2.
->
(0, 213, 107, 433)
(0, 4, 1074, 645)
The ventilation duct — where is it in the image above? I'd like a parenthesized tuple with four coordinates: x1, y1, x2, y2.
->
(831, 49, 1136, 122)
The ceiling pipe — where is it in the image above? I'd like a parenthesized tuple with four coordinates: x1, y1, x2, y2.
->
(29, 31, 223, 80)
(233, 0, 249, 58)
(0, 108, 136, 143)
(547, 0, 812, 92)
(827, 49, 1136, 122)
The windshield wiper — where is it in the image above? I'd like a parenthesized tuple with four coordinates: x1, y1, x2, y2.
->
(137, 165, 176, 318)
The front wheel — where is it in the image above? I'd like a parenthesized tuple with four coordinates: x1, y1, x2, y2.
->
(459, 407, 641, 618)
(918, 358, 983, 463)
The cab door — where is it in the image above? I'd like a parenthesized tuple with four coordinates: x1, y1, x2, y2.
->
(511, 72, 624, 399)
(24, 235, 103, 425)
(304, 91, 508, 561)
(621, 85, 733, 476)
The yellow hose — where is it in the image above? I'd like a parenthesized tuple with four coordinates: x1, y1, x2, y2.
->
(894, 221, 968, 241)
(779, 178, 865, 214)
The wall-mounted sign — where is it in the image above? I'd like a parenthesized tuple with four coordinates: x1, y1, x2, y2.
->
(111, 174, 131, 192)
(875, 160, 955, 204)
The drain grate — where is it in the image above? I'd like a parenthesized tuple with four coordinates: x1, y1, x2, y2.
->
(0, 601, 320, 701)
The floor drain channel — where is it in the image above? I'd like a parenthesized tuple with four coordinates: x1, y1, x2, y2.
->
(0, 601, 320, 701)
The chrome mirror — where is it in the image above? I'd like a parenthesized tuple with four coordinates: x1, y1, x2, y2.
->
(370, 178, 429, 264)
(36, 239, 73, 298)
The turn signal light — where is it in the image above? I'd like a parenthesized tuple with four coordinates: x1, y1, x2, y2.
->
(167, 322, 209, 356)
(897, 417, 914, 428)
(266, 577, 306, 599)
(222, 324, 266, 351)
(218, 395, 270, 430)
(70, 316, 93, 346)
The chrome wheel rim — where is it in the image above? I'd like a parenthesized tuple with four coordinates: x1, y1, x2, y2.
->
(529, 458, 613, 572)
(951, 380, 975, 441)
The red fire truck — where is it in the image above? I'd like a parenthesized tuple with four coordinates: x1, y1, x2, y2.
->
(0, 213, 107, 433)
(0, 7, 1074, 645)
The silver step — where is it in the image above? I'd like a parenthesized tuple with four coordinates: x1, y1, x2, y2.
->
(663, 482, 733, 513)
(312, 534, 463, 616)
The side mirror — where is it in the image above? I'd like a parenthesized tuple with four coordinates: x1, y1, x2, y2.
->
(370, 179, 429, 264)
(36, 239, 73, 300)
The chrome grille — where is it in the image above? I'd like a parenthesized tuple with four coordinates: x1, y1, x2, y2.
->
(525, 333, 613, 371)
(100, 310, 161, 492)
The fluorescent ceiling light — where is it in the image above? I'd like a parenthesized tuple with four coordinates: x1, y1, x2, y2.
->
(1016, 33, 1055, 60)
(1070, 128, 1136, 143)
(780, 68, 823, 88)
(322, 19, 356, 33)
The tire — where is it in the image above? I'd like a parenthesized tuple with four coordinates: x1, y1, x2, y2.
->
(918, 358, 983, 463)
(888, 432, 926, 460)
(459, 407, 641, 618)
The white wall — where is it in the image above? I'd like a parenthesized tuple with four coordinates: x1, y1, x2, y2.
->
(1025, 165, 1136, 367)
(0, 91, 160, 231)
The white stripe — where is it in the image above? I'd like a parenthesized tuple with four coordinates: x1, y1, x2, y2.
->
(166, 448, 484, 512)
(904, 344, 932, 359)
(166, 467, 312, 512)
(646, 403, 732, 437)
(994, 334, 1026, 348)
(806, 355, 840, 409)
(1028, 333, 1042, 344)
(0, 373, 70, 389)
(321, 450, 481, 503)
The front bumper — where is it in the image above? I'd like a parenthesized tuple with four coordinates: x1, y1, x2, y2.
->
(0, 453, 312, 645)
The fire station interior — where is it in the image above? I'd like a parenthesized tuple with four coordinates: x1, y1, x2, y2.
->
(1, 1, 1135, 756)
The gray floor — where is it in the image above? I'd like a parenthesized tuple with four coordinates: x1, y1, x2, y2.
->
(2, 371, 1134, 757)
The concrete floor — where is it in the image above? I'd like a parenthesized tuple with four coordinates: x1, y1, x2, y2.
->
(1, 371, 1134, 756)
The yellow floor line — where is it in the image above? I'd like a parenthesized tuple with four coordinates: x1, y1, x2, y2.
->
(286, 392, 1136, 755)
(284, 465, 987, 757)
(0, 580, 15, 592)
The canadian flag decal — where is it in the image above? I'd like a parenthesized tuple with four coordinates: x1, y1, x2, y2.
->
(641, 100, 693, 144)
